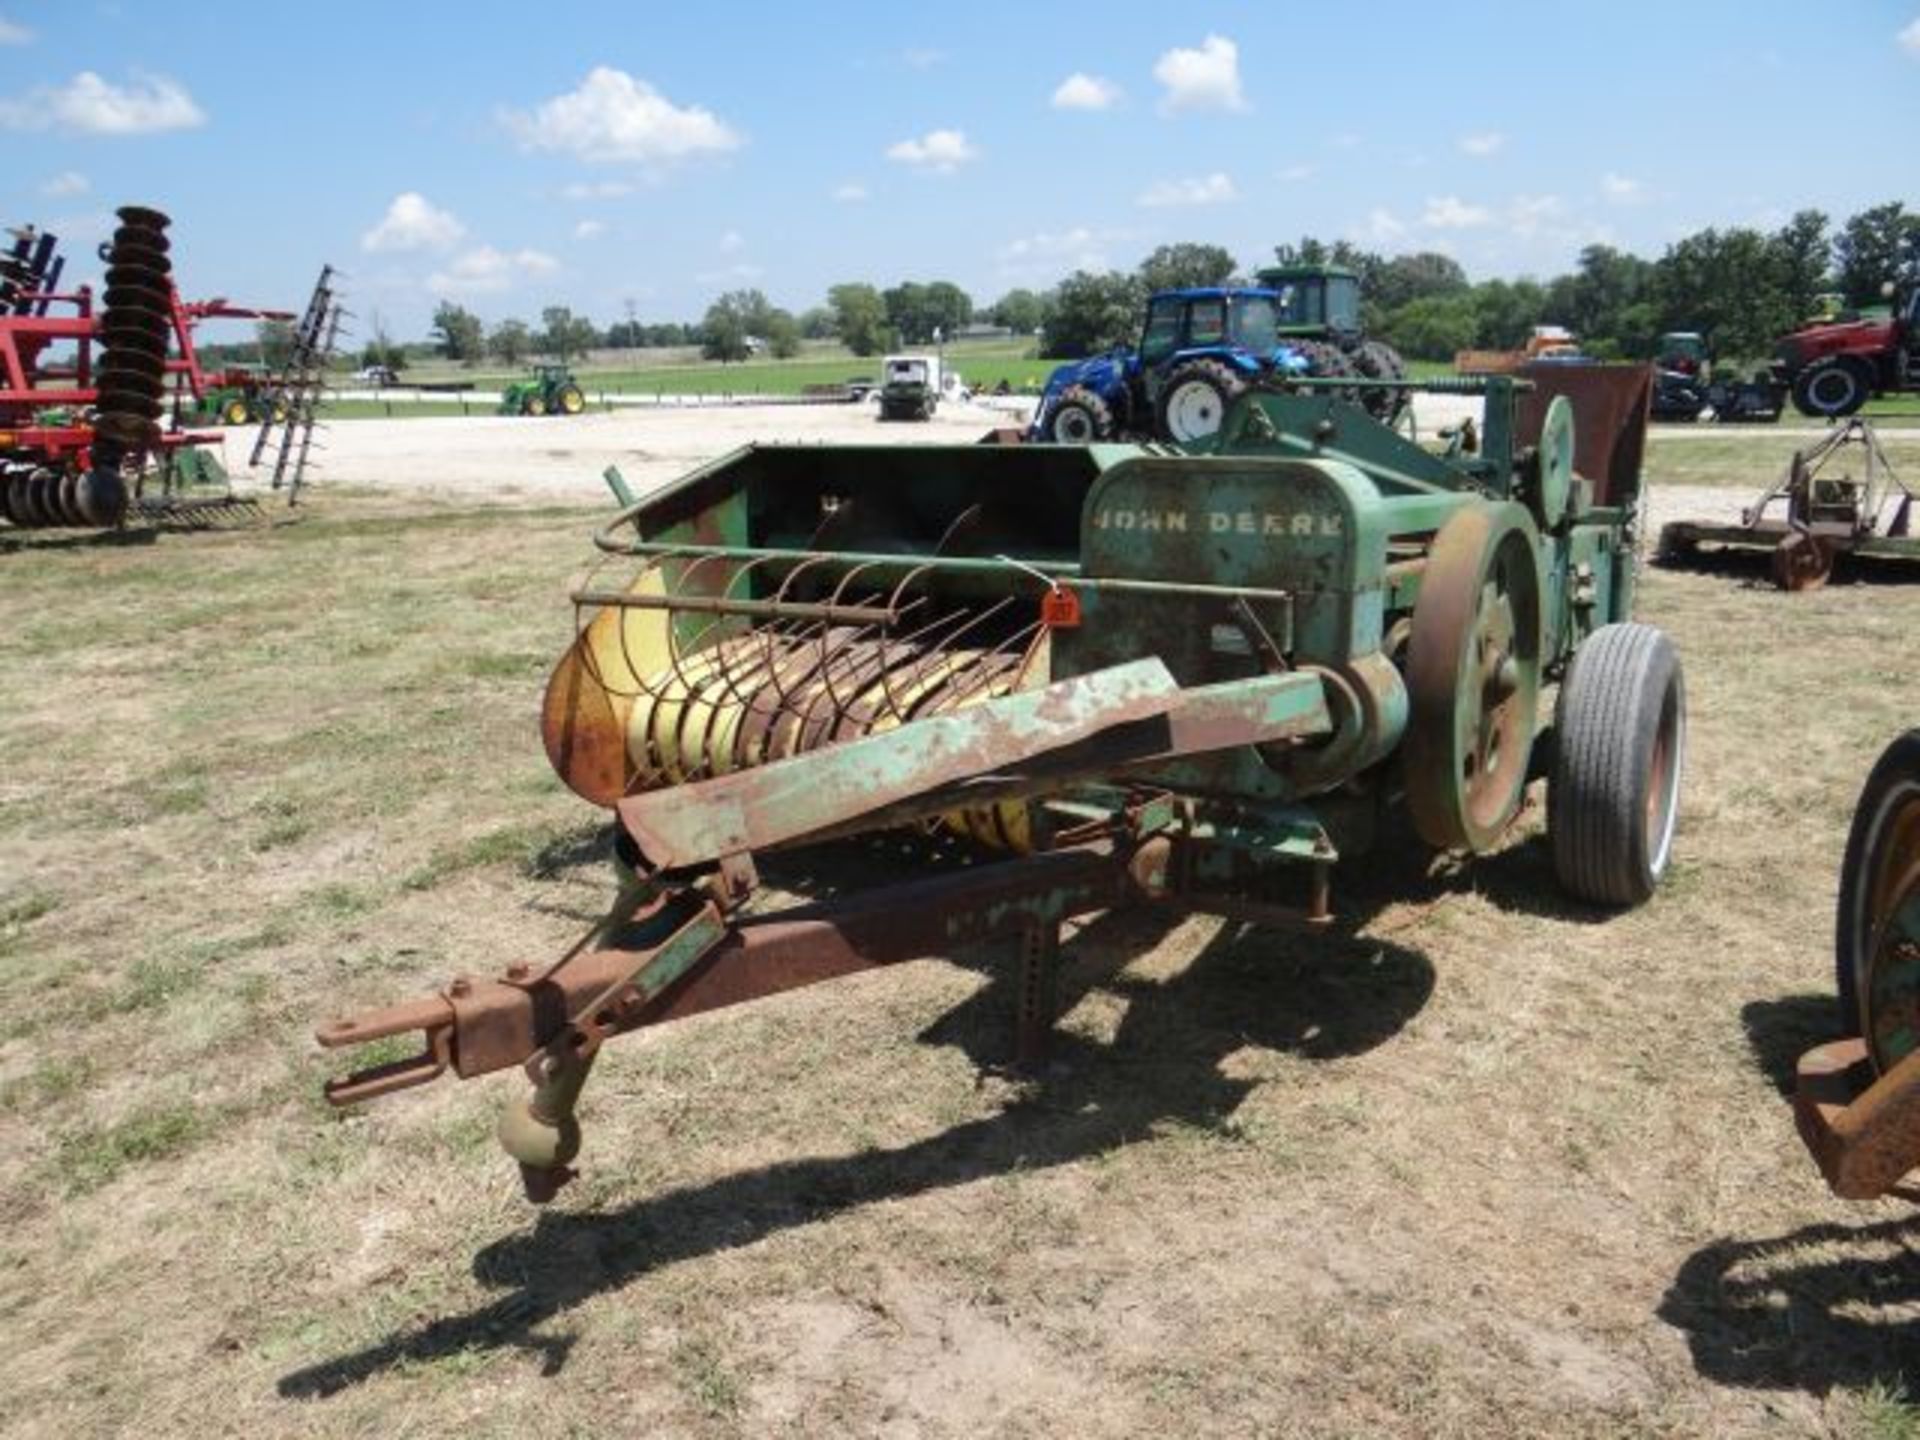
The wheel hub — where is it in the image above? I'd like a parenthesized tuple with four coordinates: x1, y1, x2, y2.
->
(1166, 382, 1220, 442)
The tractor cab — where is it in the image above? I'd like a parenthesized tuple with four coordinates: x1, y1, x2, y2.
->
(1254, 263, 1364, 341)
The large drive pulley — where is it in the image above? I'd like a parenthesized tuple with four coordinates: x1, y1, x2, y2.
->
(1838, 733, 1920, 1074)
(1404, 503, 1544, 853)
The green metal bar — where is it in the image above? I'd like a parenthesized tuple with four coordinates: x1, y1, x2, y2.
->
(579, 537, 1297, 606)
(601, 464, 638, 508)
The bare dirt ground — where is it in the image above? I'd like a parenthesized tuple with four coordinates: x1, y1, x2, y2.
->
(4, 417, 1920, 1438)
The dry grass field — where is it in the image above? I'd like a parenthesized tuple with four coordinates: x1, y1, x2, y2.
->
(4, 428, 1920, 1438)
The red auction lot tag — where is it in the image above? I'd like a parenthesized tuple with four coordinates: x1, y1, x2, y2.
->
(1041, 586, 1082, 628)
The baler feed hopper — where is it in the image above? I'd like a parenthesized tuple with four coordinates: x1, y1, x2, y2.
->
(320, 370, 1688, 1201)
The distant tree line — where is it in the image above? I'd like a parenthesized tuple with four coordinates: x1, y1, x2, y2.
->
(353, 201, 1917, 373)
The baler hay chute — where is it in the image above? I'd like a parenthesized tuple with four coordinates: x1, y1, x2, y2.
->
(319, 368, 1686, 1202)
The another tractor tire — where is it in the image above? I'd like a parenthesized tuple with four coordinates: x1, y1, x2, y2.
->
(220, 397, 251, 426)
(525, 394, 548, 417)
(1291, 340, 1362, 405)
(557, 384, 586, 416)
(271, 399, 290, 424)
(1156, 359, 1246, 444)
(1549, 622, 1686, 907)
(1351, 340, 1409, 423)
(1791, 357, 1872, 418)
(1046, 385, 1114, 443)
(1834, 731, 1920, 1051)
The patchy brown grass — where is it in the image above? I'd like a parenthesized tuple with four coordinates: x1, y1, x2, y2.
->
(3, 451, 1920, 1438)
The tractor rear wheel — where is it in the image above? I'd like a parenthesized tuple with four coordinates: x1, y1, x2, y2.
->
(1291, 340, 1362, 405)
(1352, 340, 1409, 423)
(1548, 623, 1686, 907)
(1835, 731, 1920, 1059)
(1791, 357, 1871, 418)
(557, 384, 586, 415)
(221, 397, 251, 426)
(1156, 359, 1246, 444)
(1046, 385, 1113, 443)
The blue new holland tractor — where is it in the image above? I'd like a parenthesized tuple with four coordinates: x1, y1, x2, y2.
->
(1030, 276, 1408, 445)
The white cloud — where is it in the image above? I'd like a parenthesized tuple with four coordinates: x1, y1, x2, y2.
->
(1601, 171, 1644, 204)
(1421, 195, 1493, 228)
(1508, 194, 1566, 238)
(361, 192, 465, 253)
(1362, 208, 1407, 243)
(1329, 132, 1362, 149)
(996, 225, 1133, 277)
(1458, 131, 1505, 156)
(503, 67, 740, 165)
(831, 181, 868, 202)
(885, 128, 979, 172)
(573, 219, 605, 240)
(560, 179, 633, 200)
(901, 47, 946, 69)
(0, 16, 31, 44)
(0, 71, 205, 135)
(1899, 16, 1920, 55)
(1137, 172, 1236, 208)
(718, 229, 745, 253)
(1153, 34, 1246, 113)
(40, 170, 88, 197)
(427, 245, 558, 295)
(1052, 72, 1121, 110)
(1278, 163, 1314, 182)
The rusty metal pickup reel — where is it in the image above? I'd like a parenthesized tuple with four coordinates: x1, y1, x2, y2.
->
(320, 370, 1687, 1202)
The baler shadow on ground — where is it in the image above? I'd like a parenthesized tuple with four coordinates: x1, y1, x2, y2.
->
(274, 824, 1618, 1399)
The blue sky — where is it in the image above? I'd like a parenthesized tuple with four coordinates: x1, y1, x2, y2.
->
(3, 2, 1917, 338)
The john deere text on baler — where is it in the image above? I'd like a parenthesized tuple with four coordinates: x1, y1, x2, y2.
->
(319, 367, 1684, 1202)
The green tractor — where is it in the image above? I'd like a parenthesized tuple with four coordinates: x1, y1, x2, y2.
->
(499, 364, 587, 418)
(193, 366, 288, 426)
(1252, 262, 1409, 422)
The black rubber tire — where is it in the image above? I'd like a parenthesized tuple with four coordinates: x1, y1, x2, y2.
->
(1155, 358, 1246, 443)
(1834, 731, 1920, 1044)
(1351, 339, 1409, 423)
(1290, 339, 1362, 404)
(1790, 357, 1871, 418)
(1046, 385, 1114, 443)
(1548, 623, 1686, 907)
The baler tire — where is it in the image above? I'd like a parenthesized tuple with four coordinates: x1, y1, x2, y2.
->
(1834, 731, 1920, 1057)
(1352, 340, 1409, 423)
(1156, 359, 1246, 444)
(1549, 622, 1686, 908)
(1046, 386, 1114, 443)
(1791, 357, 1871, 419)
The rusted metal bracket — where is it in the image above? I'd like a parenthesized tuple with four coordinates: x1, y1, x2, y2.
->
(1796, 1037, 1920, 1199)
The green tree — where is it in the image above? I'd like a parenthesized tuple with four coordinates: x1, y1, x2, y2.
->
(1040, 270, 1144, 358)
(702, 289, 773, 362)
(1137, 242, 1237, 292)
(1370, 252, 1469, 313)
(1466, 278, 1549, 350)
(430, 301, 485, 365)
(1651, 228, 1792, 356)
(1770, 209, 1831, 325)
(488, 319, 531, 365)
(828, 282, 889, 356)
(988, 288, 1047, 336)
(1566, 245, 1654, 351)
(539, 306, 598, 362)
(882, 282, 928, 344)
(1834, 202, 1918, 307)
(764, 308, 801, 359)
(797, 306, 836, 341)
(1378, 292, 1479, 361)
(257, 319, 296, 370)
(920, 280, 973, 339)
